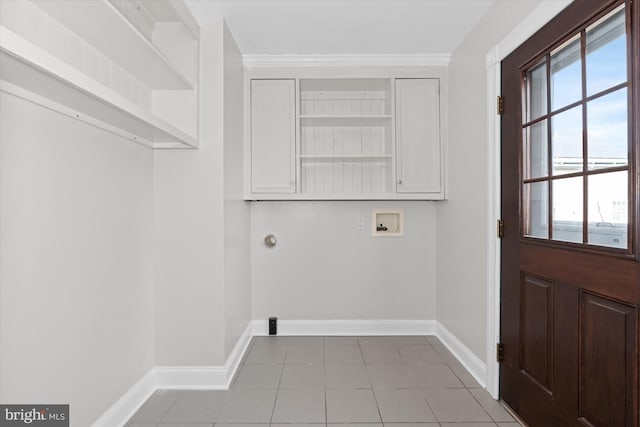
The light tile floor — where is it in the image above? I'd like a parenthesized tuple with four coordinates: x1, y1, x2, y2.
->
(126, 336, 521, 427)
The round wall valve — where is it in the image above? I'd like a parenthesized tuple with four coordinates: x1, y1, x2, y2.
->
(264, 234, 277, 248)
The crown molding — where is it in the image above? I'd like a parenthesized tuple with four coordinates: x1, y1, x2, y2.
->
(242, 54, 451, 68)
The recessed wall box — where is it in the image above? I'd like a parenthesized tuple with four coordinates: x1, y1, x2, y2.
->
(372, 209, 404, 237)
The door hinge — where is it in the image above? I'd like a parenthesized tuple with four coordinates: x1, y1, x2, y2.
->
(497, 96, 505, 115)
(497, 219, 505, 238)
(497, 343, 504, 363)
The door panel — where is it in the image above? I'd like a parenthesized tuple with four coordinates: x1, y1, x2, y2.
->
(520, 274, 554, 393)
(580, 294, 637, 427)
(500, 1, 640, 426)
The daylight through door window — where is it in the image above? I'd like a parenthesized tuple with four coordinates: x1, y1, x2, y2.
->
(522, 3, 630, 250)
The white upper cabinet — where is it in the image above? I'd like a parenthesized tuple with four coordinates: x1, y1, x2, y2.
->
(395, 78, 441, 194)
(246, 71, 446, 201)
(250, 79, 296, 193)
(0, 0, 199, 148)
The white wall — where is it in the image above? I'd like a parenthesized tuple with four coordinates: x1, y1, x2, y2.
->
(251, 201, 437, 320)
(154, 19, 227, 366)
(437, 1, 541, 361)
(0, 93, 155, 427)
(1, 16, 249, 427)
(223, 23, 251, 358)
(154, 17, 249, 366)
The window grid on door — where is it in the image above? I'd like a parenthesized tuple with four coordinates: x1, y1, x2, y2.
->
(521, 2, 631, 251)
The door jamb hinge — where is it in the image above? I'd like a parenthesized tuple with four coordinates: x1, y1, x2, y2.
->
(497, 219, 505, 238)
(497, 343, 504, 362)
(497, 96, 505, 115)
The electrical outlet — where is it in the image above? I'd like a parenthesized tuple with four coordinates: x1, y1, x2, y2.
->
(356, 216, 365, 230)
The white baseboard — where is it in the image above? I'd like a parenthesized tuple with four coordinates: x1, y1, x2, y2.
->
(155, 322, 254, 389)
(91, 322, 253, 427)
(91, 369, 156, 427)
(94, 319, 488, 427)
(251, 319, 437, 336)
(436, 322, 488, 387)
(223, 322, 253, 386)
(155, 366, 228, 390)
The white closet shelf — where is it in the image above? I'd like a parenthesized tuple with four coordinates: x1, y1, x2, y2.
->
(140, 0, 200, 40)
(0, 26, 197, 148)
(32, 0, 194, 90)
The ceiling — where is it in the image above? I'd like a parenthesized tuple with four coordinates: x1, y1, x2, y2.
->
(191, 0, 496, 56)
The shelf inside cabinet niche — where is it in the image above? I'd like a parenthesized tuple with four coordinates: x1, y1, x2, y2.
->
(300, 157, 392, 195)
(299, 115, 392, 119)
(299, 78, 393, 119)
(299, 116, 392, 129)
(0, 27, 197, 148)
(31, 0, 195, 90)
(298, 154, 392, 159)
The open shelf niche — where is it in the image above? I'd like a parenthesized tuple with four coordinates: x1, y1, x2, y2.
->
(298, 78, 394, 195)
(0, 0, 200, 148)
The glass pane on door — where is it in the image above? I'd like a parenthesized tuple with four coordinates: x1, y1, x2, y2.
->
(551, 36, 582, 110)
(524, 120, 548, 179)
(586, 6, 627, 96)
(525, 181, 549, 239)
(587, 88, 628, 169)
(552, 177, 583, 243)
(526, 60, 548, 121)
(551, 106, 583, 175)
(588, 171, 627, 248)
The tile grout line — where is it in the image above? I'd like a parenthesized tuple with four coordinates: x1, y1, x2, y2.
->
(132, 336, 514, 427)
(150, 390, 182, 425)
(431, 337, 479, 389)
(418, 348, 442, 426)
(269, 340, 287, 424)
(323, 336, 328, 427)
(467, 386, 502, 424)
(360, 337, 384, 424)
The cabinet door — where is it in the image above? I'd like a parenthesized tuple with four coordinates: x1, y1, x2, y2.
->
(395, 78, 441, 194)
(251, 79, 296, 193)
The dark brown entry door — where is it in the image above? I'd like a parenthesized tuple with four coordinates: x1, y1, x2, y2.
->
(500, 1, 639, 426)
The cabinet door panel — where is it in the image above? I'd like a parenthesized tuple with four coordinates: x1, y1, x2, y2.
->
(251, 79, 296, 193)
(395, 78, 441, 194)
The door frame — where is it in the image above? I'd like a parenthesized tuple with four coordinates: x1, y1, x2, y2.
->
(484, 0, 573, 399)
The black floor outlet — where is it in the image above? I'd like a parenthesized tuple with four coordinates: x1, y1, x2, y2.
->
(268, 317, 277, 335)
